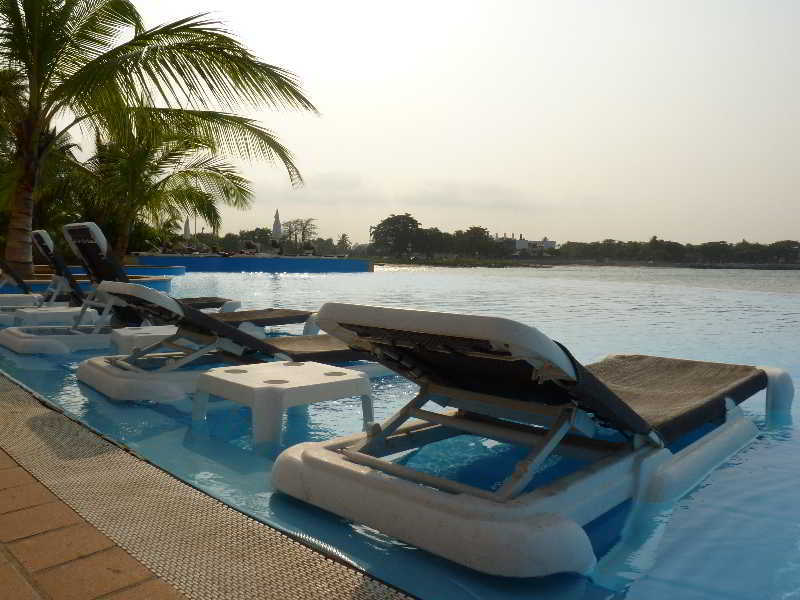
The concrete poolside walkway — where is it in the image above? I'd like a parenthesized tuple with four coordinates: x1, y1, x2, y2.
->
(0, 374, 410, 600)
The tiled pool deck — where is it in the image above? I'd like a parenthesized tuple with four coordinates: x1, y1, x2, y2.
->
(0, 374, 410, 600)
(0, 447, 182, 600)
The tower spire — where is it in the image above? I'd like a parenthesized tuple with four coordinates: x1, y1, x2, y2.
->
(272, 209, 282, 238)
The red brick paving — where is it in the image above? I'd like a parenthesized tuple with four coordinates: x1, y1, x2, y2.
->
(0, 448, 184, 600)
(9, 523, 116, 572)
(0, 482, 57, 514)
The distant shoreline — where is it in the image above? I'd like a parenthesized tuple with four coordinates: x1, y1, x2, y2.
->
(369, 257, 800, 270)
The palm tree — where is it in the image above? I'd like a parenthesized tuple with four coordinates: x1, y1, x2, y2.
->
(28, 130, 85, 235)
(336, 233, 351, 253)
(0, 69, 25, 167)
(0, 68, 87, 248)
(0, 1, 315, 276)
(74, 121, 255, 258)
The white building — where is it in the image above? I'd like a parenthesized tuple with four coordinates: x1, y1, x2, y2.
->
(530, 237, 557, 250)
(495, 233, 557, 251)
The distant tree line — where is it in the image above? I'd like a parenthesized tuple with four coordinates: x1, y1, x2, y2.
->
(359, 213, 514, 259)
(558, 237, 800, 264)
(163, 217, 352, 256)
(353, 213, 800, 264)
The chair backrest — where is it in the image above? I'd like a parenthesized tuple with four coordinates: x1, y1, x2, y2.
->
(96, 281, 281, 355)
(0, 259, 32, 294)
(317, 303, 652, 436)
(62, 222, 129, 284)
(32, 230, 85, 304)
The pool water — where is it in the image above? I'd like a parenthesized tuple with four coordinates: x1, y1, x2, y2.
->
(1, 265, 798, 600)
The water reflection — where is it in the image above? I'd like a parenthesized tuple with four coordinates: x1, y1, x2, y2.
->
(592, 503, 675, 592)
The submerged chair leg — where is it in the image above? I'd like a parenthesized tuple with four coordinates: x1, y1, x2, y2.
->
(341, 392, 580, 503)
(351, 385, 430, 454)
(92, 299, 114, 333)
(360, 394, 374, 431)
(494, 408, 573, 501)
(339, 447, 501, 501)
(109, 333, 183, 371)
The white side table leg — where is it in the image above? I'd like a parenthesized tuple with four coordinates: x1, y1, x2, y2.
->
(252, 403, 286, 446)
(193, 391, 209, 422)
(360, 394, 374, 431)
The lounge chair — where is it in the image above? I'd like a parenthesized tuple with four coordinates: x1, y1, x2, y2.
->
(32, 230, 87, 307)
(0, 232, 102, 326)
(62, 221, 132, 285)
(0, 226, 234, 353)
(273, 303, 794, 578)
(61, 221, 229, 307)
(0, 258, 44, 306)
(0, 230, 84, 314)
(77, 281, 382, 402)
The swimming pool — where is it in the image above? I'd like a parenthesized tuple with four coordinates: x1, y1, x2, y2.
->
(0, 266, 797, 600)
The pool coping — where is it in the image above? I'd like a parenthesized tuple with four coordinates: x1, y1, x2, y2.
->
(0, 372, 412, 600)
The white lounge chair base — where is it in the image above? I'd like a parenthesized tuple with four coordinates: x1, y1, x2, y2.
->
(7, 306, 100, 326)
(0, 302, 72, 326)
(0, 325, 115, 354)
(275, 398, 769, 578)
(0, 294, 45, 307)
(0, 324, 180, 356)
(78, 353, 388, 404)
(78, 353, 205, 403)
(110, 325, 179, 354)
(273, 303, 795, 578)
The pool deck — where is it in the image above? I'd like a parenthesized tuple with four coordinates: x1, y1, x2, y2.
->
(0, 448, 180, 600)
(0, 374, 410, 600)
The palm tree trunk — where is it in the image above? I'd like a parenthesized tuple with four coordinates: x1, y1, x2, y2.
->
(113, 222, 132, 261)
(4, 159, 37, 279)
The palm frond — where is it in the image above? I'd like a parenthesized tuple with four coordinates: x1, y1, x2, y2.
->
(129, 107, 303, 184)
(157, 152, 253, 210)
(0, 0, 32, 72)
(49, 0, 143, 89)
(143, 186, 222, 233)
(50, 13, 316, 117)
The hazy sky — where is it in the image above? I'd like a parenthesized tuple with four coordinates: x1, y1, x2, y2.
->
(139, 0, 799, 244)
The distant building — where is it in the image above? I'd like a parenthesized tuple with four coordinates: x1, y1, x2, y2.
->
(530, 237, 557, 250)
(494, 233, 557, 251)
(272, 209, 282, 238)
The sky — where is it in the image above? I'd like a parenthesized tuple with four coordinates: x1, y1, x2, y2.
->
(138, 0, 799, 244)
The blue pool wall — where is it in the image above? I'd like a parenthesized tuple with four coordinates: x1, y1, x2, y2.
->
(0, 276, 171, 294)
(137, 254, 373, 273)
(67, 265, 186, 277)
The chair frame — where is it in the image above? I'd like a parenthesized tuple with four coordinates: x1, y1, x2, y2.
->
(339, 375, 638, 503)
